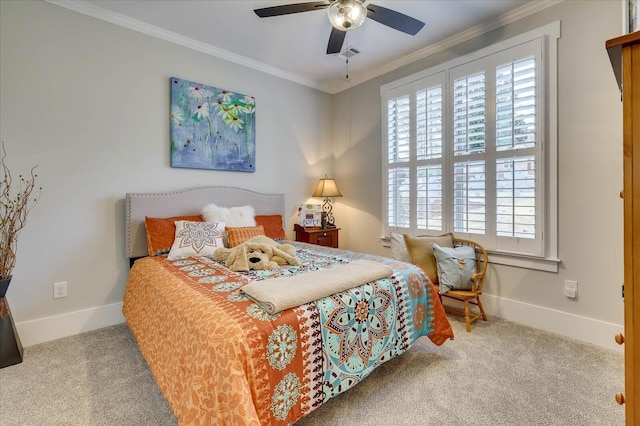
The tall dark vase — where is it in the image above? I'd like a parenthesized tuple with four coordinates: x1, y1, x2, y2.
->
(0, 276, 23, 368)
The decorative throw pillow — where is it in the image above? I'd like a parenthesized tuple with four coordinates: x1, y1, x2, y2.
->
(167, 221, 225, 260)
(227, 205, 256, 227)
(403, 233, 454, 284)
(255, 215, 287, 240)
(201, 203, 229, 223)
(390, 232, 410, 263)
(145, 215, 203, 256)
(227, 225, 266, 247)
(202, 203, 256, 227)
(432, 243, 477, 293)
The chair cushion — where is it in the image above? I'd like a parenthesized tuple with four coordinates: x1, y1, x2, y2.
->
(403, 233, 453, 284)
(432, 243, 476, 293)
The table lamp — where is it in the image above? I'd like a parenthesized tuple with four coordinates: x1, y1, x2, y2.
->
(312, 175, 343, 228)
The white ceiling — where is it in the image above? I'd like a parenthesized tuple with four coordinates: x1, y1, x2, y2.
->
(49, 0, 556, 93)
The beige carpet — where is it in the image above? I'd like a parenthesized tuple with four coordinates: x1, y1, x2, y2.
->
(0, 315, 625, 425)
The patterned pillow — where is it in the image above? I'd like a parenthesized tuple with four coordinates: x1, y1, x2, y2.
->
(145, 215, 203, 256)
(167, 221, 225, 260)
(227, 225, 265, 247)
(432, 243, 476, 293)
(255, 215, 287, 240)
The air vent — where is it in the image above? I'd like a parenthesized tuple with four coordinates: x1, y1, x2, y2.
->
(337, 47, 360, 59)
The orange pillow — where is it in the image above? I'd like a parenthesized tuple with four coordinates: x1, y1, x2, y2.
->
(227, 225, 265, 247)
(145, 215, 202, 256)
(255, 215, 287, 240)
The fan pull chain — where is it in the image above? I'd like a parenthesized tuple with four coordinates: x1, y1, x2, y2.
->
(345, 31, 349, 79)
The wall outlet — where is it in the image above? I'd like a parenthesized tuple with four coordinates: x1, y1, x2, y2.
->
(564, 279, 578, 299)
(53, 281, 67, 299)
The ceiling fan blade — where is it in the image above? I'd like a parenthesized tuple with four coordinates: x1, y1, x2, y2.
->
(254, 1, 328, 18)
(366, 3, 425, 35)
(327, 27, 346, 54)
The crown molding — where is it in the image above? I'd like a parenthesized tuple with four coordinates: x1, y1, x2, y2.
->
(47, 0, 562, 95)
(321, 0, 563, 93)
(46, 0, 323, 92)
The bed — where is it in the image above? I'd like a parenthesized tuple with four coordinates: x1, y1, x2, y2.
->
(122, 186, 453, 425)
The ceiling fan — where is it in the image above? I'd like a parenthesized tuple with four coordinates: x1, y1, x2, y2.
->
(254, 0, 425, 54)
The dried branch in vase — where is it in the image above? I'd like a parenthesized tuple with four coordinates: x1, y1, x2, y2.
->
(0, 142, 41, 280)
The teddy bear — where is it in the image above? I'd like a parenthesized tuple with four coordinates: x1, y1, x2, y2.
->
(213, 235, 301, 272)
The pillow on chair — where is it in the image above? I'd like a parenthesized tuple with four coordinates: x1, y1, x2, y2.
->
(390, 232, 411, 263)
(432, 243, 476, 293)
(403, 233, 453, 284)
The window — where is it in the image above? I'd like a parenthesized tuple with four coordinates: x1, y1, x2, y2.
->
(382, 22, 560, 271)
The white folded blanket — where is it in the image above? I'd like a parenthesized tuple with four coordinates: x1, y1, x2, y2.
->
(241, 260, 394, 314)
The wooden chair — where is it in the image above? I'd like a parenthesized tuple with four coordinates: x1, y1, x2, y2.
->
(438, 238, 488, 332)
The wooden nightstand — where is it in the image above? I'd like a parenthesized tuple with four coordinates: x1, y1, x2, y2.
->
(294, 224, 340, 248)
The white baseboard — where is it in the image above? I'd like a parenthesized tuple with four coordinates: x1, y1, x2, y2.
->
(16, 302, 125, 347)
(480, 293, 624, 351)
(15, 296, 624, 351)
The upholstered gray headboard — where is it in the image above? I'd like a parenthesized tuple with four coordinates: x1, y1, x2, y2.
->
(126, 186, 285, 259)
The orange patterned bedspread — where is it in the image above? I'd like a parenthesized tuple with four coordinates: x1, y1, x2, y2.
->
(123, 243, 453, 425)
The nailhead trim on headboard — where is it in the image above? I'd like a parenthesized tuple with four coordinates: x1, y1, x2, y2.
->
(125, 186, 285, 259)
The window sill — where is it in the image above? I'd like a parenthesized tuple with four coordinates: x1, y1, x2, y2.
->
(486, 250, 559, 273)
(380, 237, 560, 273)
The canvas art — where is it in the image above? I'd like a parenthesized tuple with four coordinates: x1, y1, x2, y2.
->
(170, 77, 256, 172)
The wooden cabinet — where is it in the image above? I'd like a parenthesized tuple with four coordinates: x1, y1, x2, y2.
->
(607, 30, 640, 426)
(294, 224, 340, 248)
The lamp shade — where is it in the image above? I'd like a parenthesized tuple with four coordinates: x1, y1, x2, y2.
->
(327, 0, 367, 32)
(312, 177, 343, 198)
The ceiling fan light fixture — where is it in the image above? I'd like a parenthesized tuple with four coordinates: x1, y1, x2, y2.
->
(327, 0, 367, 31)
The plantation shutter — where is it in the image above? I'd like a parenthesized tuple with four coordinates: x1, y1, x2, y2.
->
(416, 84, 444, 232)
(450, 61, 488, 240)
(494, 40, 542, 255)
(382, 22, 559, 267)
(384, 72, 446, 233)
(386, 95, 411, 228)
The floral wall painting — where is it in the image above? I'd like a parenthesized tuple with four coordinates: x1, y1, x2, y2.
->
(170, 77, 256, 172)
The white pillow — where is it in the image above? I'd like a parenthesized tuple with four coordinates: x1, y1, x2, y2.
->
(202, 203, 256, 227)
(167, 221, 225, 260)
(201, 203, 229, 222)
(227, 205, 256, 227)
(390, 232, 410, 263)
